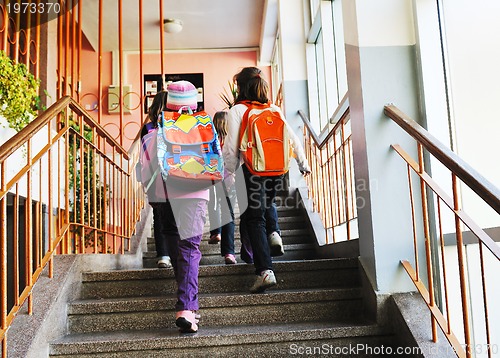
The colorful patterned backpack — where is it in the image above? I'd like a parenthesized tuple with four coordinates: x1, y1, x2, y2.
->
(157, 107, 224, 190)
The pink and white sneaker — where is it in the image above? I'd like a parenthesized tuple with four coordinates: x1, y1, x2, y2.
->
(208, 233, 221, 244)
(224, 253, 237, 265)
(175, 310, 199, 333)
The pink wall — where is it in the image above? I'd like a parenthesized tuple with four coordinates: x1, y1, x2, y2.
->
(79, 42, 271, 150)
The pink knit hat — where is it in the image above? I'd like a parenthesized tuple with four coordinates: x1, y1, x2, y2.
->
(166, 80, 198, 111)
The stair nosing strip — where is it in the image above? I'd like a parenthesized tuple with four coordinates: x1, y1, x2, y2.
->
(50, 323, 385, 354)
(69, 287, 363, 314)
(82, 258, 359, 282)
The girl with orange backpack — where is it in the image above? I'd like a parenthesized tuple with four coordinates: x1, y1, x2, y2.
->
(223, 67, 310, 293)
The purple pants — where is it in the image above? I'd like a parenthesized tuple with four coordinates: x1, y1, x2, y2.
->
(161, 198, 207, 311)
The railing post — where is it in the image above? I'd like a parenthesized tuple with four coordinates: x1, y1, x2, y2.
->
(418, 144, 437, 342)
(319, 146, 326, 239)
(118, 0, 124, 146)
(48, 145, 54, 278)
(478, 242, 493, 358)
(65, 120, 71, 253)
(12, 2, 20, 63)
(79, 114, 85, 253)
(407, 164, 419, 282)
(325, 140, 333, 240)
(112, 147, 117, 253)
(24, 0, 31, 68)
(0, 163, 7, 352)
(452, 174, 472, 358)
(92, 145, 98, 253)
(26, 140, 33, 315)
(341, 123, 351, 241)
(333, 131, 340, 240)
(13, 185, 19, 306)
(103, 159, 108, 253)
(64, 0, 69, 96)
(1, 2, 7, 53)
(0, 96, 145, 349)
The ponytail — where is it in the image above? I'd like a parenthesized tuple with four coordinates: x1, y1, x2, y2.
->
(234, 67, 269, 104)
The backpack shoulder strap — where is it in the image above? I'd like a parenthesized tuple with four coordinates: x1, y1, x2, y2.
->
(238, 102, 253, 145)
(145, 167, 160, 193)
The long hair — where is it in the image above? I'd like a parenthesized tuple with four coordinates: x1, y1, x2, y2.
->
(213, 111, 228, 143)
(147, 90, 168, 127)
(233, 67, 269, 104)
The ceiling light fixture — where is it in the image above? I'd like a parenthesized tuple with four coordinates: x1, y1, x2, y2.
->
(163, 18, 183, 34)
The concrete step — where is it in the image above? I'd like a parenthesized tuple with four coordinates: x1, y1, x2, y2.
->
(148, 227, 312, 245)
(50, 322, 394, 357)
(143, 243, 317, 267)
(48, 192, 393, 357)
(67, 287, 363, 334)
(80, 258, 360, 299)
(153, 207, 305, 234)
(203, 228, 311, 242)
(152, 213, 307, 237)
(146, 229, 313, 256)
(222, 215, 307, 230)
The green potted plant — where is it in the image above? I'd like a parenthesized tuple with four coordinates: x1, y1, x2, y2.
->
(219, 80, 237, 109)
(0, 50, 40, 132)
(66, 117, 110, 253)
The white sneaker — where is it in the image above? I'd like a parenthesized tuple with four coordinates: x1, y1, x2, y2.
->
(268, 232, 284, 257)
(250, 269, 277, 293)
(157, 256, 172, 268)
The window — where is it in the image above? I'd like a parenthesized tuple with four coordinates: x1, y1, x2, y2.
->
(315, 30, 328, 126)
(310, 0, 320, 22)
(306, 0, 347, 133)
(271, 33, 282, 105)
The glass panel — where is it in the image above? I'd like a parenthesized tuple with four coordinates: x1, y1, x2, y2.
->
(315, 30, 327, 130)
(332, 0, 347, 101)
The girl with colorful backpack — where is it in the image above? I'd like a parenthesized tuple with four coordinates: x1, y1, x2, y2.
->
(139, 81, 215, 333)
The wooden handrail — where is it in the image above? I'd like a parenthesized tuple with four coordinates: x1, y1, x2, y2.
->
(298, 102, 356, 244)
(297, 106, 350, 149)
(0, 96, 71, 162)
(384, 104, 500, 216)
(297, 110, 321, 145)
(387, 104, 499, 357)
(0, 93, 146, 350)
(68, 100, 130, 158)
(0, 96, 130, 163)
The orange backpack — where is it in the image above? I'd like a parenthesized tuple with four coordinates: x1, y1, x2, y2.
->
(238, 101, 292, 176)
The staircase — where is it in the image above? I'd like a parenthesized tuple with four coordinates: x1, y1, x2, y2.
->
(49, 192, 395, 357)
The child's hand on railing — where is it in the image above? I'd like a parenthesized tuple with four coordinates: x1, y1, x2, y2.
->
(300, 169, 311, 177)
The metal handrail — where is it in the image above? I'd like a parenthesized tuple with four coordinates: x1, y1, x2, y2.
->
(298, 105, 357, 244)
(385, 104, 500, 358)
(0, 96, 145, 352)
(299, 107, 350, 149)
(0, 97, 130, 163)
(385, 104, 500, 215)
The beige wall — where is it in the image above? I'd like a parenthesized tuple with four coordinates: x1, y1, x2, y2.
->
(79, 35, 271, 150)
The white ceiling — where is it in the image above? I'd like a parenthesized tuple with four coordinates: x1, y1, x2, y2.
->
(81, 0, 277, 62)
